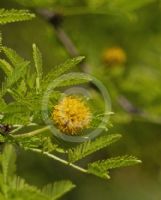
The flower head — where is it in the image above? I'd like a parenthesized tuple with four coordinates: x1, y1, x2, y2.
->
(52, 96, 92, 135)
(103, 47, 127, 66)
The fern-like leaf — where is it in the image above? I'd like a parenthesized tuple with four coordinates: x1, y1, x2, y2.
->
(2, 46, 30, 68)
(43, 56, 85, 85)
(42, 180, 75, 200)
(1, 63, 28, 97)
(10, 176, 27, 190)
(2, 144, 16, 184)
(0, 9, 35, 24)
(88, 155, 142, 179)
(0, 98, 6, 112)
(32, 44, 43, 93)
(0, 59, 13, 76)
(56, 74, 89, 88)
(1, 112, 30, 125)
(1, 47, 30, 96)
(68, 134, 122, 163)
(9, 176, 48, 200)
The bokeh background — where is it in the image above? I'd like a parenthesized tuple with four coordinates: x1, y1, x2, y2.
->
(1, 0, 161, 199)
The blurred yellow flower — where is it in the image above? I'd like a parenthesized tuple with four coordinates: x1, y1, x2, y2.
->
(52, 96, 92, 135)
(103, 47, 127, 66)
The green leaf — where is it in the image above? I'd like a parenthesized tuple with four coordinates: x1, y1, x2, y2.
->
(68, 134, 122, 163)
(1, 63, 28, 96)
(42, 180, 75, 200)
(1, 102, 29, 114)
(42, 137, 58, 153)
(0, 145, 74, 200)
(32, 44, 43, 77)
(88, 155, 142, 179)
(10, 176, 27, 191)
(2, 144, 16, 184)
(0, 59, 13, 76)
(2, 113, 30, 125)
(0, 47, 30, 96)
(17, 80, 27, 95)
(26, 70, 36, 89)
(32, 44, 43, 93)
(44, 56, 85, 84)
(0, 98, 6, 112)
(7, 64, 27, 86)
(9, 176, 48, 200)
(56, 74, 89, 88)
(0, 9, 35, 24)
(87, 167, 110, 179)
(2, 46, 30, 68)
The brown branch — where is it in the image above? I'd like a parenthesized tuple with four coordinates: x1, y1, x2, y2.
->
(37, 9, 90, 72)
(118, 95, 142, 114)
(54, 27, 79, 56)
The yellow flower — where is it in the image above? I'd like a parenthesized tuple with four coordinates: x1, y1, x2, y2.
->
(52, 96, 92, 135)
(102, 47, 127, 66)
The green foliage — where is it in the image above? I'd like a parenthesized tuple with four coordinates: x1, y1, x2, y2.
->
(1, 46, 30, 98)
(43, 56, 85, 85)
(32, 44, 43, 93)
(68, 134, 122, 163)
(88, 155, 141, 179)
(0, 145, 75, 200)
(0, 7, 141, 191)
(0, 0, 160, 198)
(0, 44, 86, 126)
(2, 46, 30, 68)
(42, 181, 75, 200)
(0, 59, 13, 76)
(0, 42, 141, 181)
(0, 9, 35, 24)
(1, 144, 16, 184)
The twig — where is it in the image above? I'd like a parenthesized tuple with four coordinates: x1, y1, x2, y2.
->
(118, 95, 161, 124)
(55, 27, 79, 56)
(13, 126, 50, 138)
(29, 148, 87, 173)
(118, 95, 142, 114)
(37, 9, 90, 72)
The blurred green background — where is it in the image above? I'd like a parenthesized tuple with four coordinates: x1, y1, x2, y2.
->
(1, 0, 161, 199)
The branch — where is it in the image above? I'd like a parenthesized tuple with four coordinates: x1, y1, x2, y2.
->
(37, 9, 90, 72)
(118, 95, 142, 114)
(12, 126, 50, 138)
(29, 148, 87, 173)
(118, 95, 161, 124)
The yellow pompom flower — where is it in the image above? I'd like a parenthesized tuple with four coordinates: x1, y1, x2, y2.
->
(52, 96, 92, 135)
(103, 47, 127, 66)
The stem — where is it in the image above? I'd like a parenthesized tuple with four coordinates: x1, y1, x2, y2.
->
(11, 123, 39, 134)
(29, 148, 87, 173)
(10, 125, 24, 134)
(13, 126, 50, 138)
(36, 77, 40, 94)
(13, 123, 38, 128)
(55, 27, 79, 57)
(12, 126, 87, 173)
